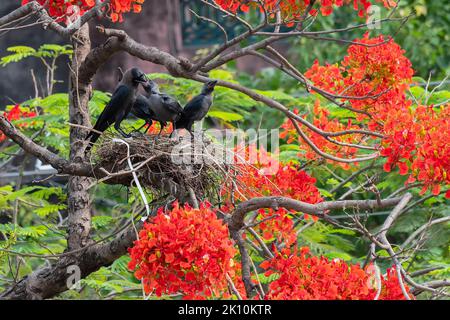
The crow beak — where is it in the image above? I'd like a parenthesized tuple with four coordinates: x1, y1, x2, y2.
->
(208, 80, 218, 88)
(142, 81, 151, 89)
(136, 74, 147, 83)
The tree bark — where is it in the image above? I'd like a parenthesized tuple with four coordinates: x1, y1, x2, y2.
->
(67, 23, 94, 251)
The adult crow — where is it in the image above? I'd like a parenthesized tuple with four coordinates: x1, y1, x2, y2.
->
(85, 67, 147, 152)
(131, 79, 183, 136)
(175, 80, 218, 136)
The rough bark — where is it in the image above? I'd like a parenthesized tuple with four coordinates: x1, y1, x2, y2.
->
(67, 24, 94, 251)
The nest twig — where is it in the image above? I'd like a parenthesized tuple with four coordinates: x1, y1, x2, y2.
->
(91, 132, 229, 202)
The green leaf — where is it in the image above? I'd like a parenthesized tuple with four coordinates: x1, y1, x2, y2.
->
(412, 76, 427, 85)
(409, 86, 425, 100)
(208, 111, 243, 121)
(92, 216, 114, 230)
(34, 204, 67, 218)
(0, 224, 48, 239)
(326, 178, 339, 186)
(0, 46, 36, 66)
(327, 229, 356, 236)
(323, 252, 353, 261)
(318, 188, 333, 198)
(209, 69, 235, 81)
(257, 272, 280, 284)
(255, 89, 296, 101)
(279, 144, 301, 151)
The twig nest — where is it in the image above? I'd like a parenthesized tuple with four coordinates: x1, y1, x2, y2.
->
(91, 132, 227, 200)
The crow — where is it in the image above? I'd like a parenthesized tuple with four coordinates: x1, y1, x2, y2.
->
(130, 81, 158, 133)
(131, 79, 183, 136)
(175, 80, 218, 136)
(85, 67, 147, 152)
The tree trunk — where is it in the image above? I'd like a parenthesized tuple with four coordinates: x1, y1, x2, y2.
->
(67, 23, 94, 251)
(0, 24, 96, 299)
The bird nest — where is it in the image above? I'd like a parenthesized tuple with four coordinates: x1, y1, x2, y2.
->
(91, 132, 229, 200)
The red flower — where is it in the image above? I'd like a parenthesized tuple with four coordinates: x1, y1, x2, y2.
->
(21, 0, 147, 24)
(216, 0, 394, 24)
(302, 33, 449, 196)
(261, 247, 412, 300)
(128, 202, 244, 299)
(220, 145, 323, 245)
(0, 105, 36, 143)
(281, 100, 364, 170)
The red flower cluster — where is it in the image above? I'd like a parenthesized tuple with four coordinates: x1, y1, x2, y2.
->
(110, 0, 145, 22)
(260, 246, 412, 300)
(128, 202, 241, 299)
(251, 163, 323, 244)
(253, 207, 298, 246)
(228, 145, 322, 204)
(305, 33, 414, 126)
(381, 104, 450, 196)
(21, 0, 145, 23)
(216, 0, 395, 22)
(303, 33, 449, 196)
(222, 145, 322, 245)
(0, 105, 36, 142)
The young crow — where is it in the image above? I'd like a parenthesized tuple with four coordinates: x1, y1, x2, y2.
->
(131, 79, 183, 136)
(130, 81, 158, 133)
(85, 67, 147, 152)
(175, 80, 218, 136)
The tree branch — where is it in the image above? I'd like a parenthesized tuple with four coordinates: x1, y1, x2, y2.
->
(228, 195, 406, 233)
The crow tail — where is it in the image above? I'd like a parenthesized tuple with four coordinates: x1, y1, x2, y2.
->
(85, 131, 100, 154)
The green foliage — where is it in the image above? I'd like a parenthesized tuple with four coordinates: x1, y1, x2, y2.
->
(0, 44, 72, 66)
(298, 221, 356, 262)
(92, 216, 115, 230)
(407, 78, 450, 106)
(0, 224, 48, 239)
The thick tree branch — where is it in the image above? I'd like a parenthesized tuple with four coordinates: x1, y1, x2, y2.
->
(410, 280, 450, 295)
(228, 195, 406, 233)
(0, 115, 93, 176)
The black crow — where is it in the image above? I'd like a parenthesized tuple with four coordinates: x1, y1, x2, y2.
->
(85, 67, 147, 152)
(175, 80, 218, 136)
(130, 81, 158, 133)
(131, 79, 183, 136)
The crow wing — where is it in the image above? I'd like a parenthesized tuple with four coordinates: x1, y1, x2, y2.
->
(92, 85, 130, 133)
(162, 95, 183, 115)
(132, 95, 154, 120)
(182, 95, 208, 121)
